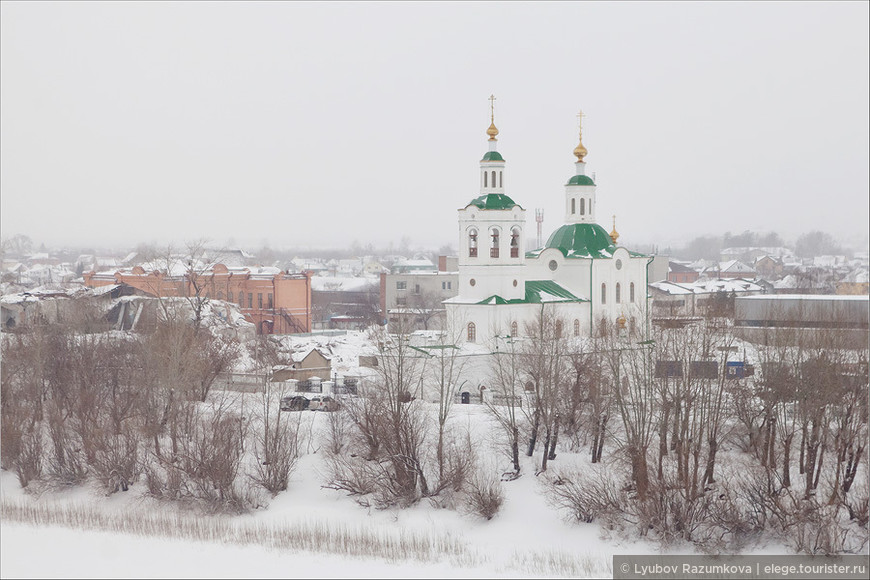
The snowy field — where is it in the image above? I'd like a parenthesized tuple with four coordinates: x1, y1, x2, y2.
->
(1, 406, 660, 579)
(0, 329, 834, 579)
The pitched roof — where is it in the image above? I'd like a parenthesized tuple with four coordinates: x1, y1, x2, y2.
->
(475, 280, 589, 305)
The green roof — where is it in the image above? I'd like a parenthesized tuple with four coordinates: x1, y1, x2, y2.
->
(566, 174, 595, 186)
(481, 151, 504, 162)
(476, 280, 589, 305)
(466, 193, 522, 211)
(526, 222, 649, 259)
(539, 223, 615, 259)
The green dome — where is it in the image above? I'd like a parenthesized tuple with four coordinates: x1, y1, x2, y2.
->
(466, 193, 522, 211)
(481, 151, 504, 162)
(566, 174, 595, 186)
(543, 223, 614, 258)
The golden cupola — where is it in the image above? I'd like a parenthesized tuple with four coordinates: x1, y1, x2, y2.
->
(486, 94, 499, 141)
(609, 215, 620, 244)
(573, 110, 588, 162)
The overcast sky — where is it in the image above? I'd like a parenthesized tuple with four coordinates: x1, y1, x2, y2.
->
(2, 1, 868, 253)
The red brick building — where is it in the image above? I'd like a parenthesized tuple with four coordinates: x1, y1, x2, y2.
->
(84, 263, 311, 334)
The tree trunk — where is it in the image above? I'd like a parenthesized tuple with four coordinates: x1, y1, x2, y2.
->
(598, 414, 608, 461)
(842, 443, 863, 494)
(511, 427, 520, 474)
(527, 409, 540, 456)
(541, 430, 551, 472)
(702, 438, 718, 486)
(782, 433, 793, 488)
(547, 418, 559, 461)
(631, 445, 650, 501)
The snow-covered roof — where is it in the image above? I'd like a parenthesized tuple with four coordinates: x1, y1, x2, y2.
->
(650, 278, 762, 295)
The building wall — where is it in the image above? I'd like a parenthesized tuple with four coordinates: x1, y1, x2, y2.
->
(382, 270, 459, 331)
(83, 266, 311, 334)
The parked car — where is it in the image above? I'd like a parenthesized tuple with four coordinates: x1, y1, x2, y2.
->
(320, 396, 340, 412)
(309, 396, 339, 412)
(280, 395, 309, 411)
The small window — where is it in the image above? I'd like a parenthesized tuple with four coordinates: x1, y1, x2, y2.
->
(555, 320, 563, 339)
(397, 296, 406, 306)
(580, 198, 585, 215)
(258, 293, 263, 309)
(217, 291, 224, 300)
(442, 282, 446, 290)
(510, 321, 518, 338)
(491, 171, 496, 187)
(267, 293, 273, 309)
(571, 198, 576, 214)
(447, 282, 451, 289)
(247, 293, 253, 309)
(414, 284, 420, 294)
(484, 171, 488, 187)
(573, 319, 580, 337)
(616, 283, 621, 304)
(630, 282, 635, 303)
(601, 283, 606, 304)
(499, 171, 503, 188)
(239, 293, 244, 307)
(397, 281, 407, 290)
(467, 322, 476, 343)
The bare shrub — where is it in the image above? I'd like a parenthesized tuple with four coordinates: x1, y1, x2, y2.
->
(322, 406, 351, 457)
(13, 429, 44, 489)
(91, 430, 141, 494)
(544, 465, 625, 526)
(463, 468, 504, 520)
(250, 386, 300, 496)
(44, 404, 87, 487)
(145, 396, 254, 513)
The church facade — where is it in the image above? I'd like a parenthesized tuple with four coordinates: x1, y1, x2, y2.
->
(444, 106, 651, 345)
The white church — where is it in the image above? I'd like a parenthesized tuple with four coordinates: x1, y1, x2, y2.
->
(444, 104, 651, 345)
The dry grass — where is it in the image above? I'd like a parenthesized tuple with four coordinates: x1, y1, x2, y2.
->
(1, 497, 612, 576)
(0, 498, 480, 568)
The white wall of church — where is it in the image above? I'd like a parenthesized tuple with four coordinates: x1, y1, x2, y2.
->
(447, 301, 591, 347)
(591, 248, 649, 333)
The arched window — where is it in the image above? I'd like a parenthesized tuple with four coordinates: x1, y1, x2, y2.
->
(580, 198, 585, 215)
(467, 322, 476, 343)
(484, 171, 487, 187)
(571, 198, 576, 214)
(616, 283, 621, 304)
(490, 228, 500, 258)
(499, 171, 503, 188)
(510, 321, 518, 338)
(573, 319, 580, 337)
(510, 227, 520, 257)
(601, 283, 607, 304)
(555, 320, 563, 339)
(491, 171, 496, 187)
(469, 228, 478, 257)
(588, 199, 592, 214)
(630, 282, 635, 303)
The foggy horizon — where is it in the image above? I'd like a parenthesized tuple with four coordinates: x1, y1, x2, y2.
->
(2, 2, 868, 255)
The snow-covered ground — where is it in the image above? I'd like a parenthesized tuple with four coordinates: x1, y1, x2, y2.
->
(1, 408, 660, 578)
(0, 329, 797, 579)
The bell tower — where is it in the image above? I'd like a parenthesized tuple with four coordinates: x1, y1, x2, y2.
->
(457, 95, 526, 302)
(564, 110, 597, 225)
